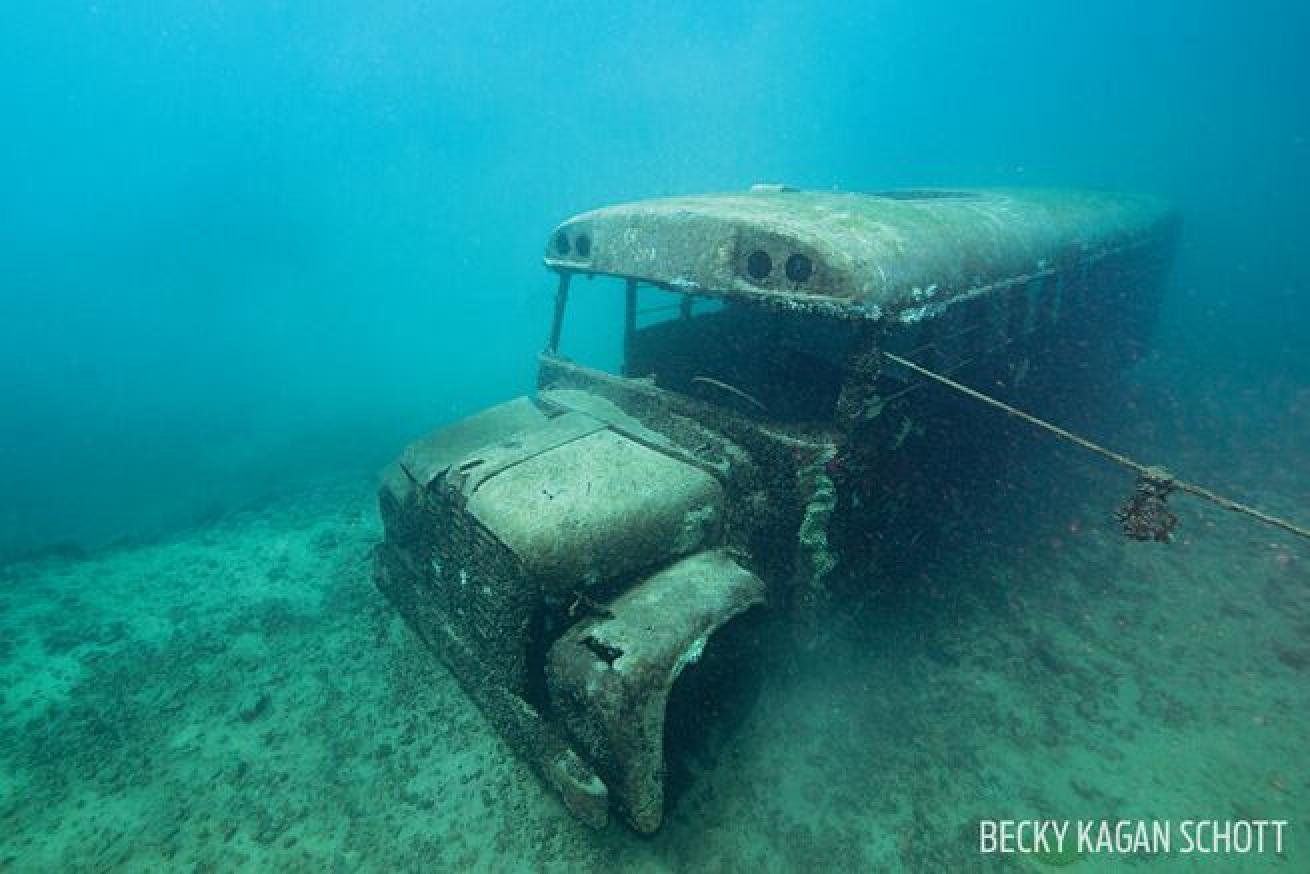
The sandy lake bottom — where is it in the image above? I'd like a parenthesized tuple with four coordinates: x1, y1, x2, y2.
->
(2, 368, 1306, 873)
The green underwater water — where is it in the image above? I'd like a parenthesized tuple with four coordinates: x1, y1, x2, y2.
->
(1, 365, 1305, 872)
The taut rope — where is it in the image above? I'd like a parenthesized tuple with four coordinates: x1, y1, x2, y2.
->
(883, 352, 1310, 543)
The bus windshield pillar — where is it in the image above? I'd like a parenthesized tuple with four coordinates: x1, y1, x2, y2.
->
(547, 272, 572, 353)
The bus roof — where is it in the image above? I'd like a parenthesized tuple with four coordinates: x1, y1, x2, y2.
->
(543, 187, 1176, 321)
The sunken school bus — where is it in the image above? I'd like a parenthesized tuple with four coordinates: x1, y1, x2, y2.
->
(374, 186, 1178, 832)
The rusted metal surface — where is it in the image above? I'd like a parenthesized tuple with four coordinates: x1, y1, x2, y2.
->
(544, 187, 1176, 322)
(463, 426, 724, 593)
(547, 550, 766, 832)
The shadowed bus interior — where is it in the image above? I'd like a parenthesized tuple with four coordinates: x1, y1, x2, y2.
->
(561, 278, 857, 425)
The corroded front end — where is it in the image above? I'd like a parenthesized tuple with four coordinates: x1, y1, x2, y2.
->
(374, 387, 807, 831)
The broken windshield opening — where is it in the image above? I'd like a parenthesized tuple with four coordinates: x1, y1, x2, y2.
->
(554, 276, 855, 425)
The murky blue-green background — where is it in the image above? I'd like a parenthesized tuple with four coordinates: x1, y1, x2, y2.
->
(3, 1, 1306, 559)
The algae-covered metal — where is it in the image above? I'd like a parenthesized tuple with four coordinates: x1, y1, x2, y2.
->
(545, 187, 1175, 322)
(375, 185, 1178, 833)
